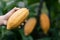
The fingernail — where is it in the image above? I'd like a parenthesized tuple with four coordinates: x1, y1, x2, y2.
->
(14, 7, 16, 8)
(13, 7, 17, 9)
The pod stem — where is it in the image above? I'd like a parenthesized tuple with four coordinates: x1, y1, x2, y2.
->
(31, 0, 44, 39)
(37, 0, 44, 16)
(37, 0, 44, 25)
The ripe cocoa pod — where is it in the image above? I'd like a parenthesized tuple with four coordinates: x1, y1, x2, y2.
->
(24, 18, 37, 36)
(7, 8, 29, 30)
(40, 13, 50, 34)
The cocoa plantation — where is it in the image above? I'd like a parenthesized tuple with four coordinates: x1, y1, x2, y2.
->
(0, 0, 60, 40)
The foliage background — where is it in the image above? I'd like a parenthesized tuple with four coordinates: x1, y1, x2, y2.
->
(0, 0, 60, 40)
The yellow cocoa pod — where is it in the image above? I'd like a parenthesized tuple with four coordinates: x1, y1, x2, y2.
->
(7, 8, 29, 30)
(24, 18, 37, 36)
(40, 13, 50, 34)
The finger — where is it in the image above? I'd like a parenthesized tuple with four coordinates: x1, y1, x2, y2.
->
(13, 7, 20, 11)
(3, 20, 7, 25)
(6, 7, 20, 15)
(4, 7, 20, 20)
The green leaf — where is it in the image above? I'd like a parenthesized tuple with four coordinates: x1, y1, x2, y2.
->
(19, 29, 33, 40)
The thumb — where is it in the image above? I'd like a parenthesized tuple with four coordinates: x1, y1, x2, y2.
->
(3, 20, 7, 25)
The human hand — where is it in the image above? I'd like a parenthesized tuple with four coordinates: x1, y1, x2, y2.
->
(0, 7, 20, 25)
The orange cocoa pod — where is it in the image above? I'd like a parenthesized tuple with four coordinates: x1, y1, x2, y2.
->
(24, 18, 37, 36)
(40, 13, 50, 34)
(7, 8, 29, 30)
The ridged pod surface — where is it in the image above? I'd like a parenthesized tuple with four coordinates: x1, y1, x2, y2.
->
(24, 18, 37, 36)
(7, 8, 29, 30)
(40, 13, 50, 34)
